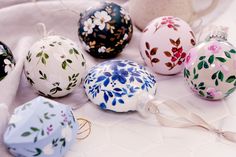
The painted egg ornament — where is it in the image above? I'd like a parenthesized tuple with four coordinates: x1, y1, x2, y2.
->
(0, 41, 15, 81)
(140, 16, 196, 75)
(4, 97, 78, 157)
(24, 35, 86, 97)
(78, 2, 133, 58)
(184, 27, 236, 100)
(84, 59, 157, 112)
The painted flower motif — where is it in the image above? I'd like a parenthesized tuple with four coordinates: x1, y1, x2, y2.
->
(83, 18, 95, 34)
(9, 114, 22, 124)
(123, 34, 128, 41)
(61, 125, 72, 142)
(215, 62, 229, 74)
(46, 124, 53, 135)
(82, 42, 90, 51)
(206, 87, 222, 98)
(98, 46, 106, 53)
(184, 49, 197, 69)
(94, 11, 111, 30)
(4, 59, 14, 73)
(111, 68, 129, 84)
(207, 42, 222, 54)
(155, 16, 180, 31)
(43, 143, 54, 155)
(120, 8, 130, 23)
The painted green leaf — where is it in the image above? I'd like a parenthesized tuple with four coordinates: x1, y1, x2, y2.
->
(215, 79, 219, 86)
(199, 82, 204, 87)
(39, 70, 43, 76)
(218, 71, 224, 81)
(193, 68, 196, 75)
(199, 56, 206, 60)
(69, 49, 73, 54)
(82, 61, 85, 66)
(224, 51, 231, 58)
(36, 52, 42, 57)
(41, 130, 44, 136)
(226, 75, 236, 83)
(67, 59, 72, 63)
(211, 72, 217, 79)
(62, 61, 67, 70)
(41, 58, 46, 65)
(73, 48, 79, 54)
(31, 127, 39, 132)
(198, 61, 204, 70)
(33, 148, 42, 156)
(21, 131, 31, 137)
(204, 61, 209, 69)
(216, 57, 226, 63)
(208, 55, 214, 64)
(194, 74, 199, 79)
(39, 118, 43, 123)
(199, 86, 206, 90)
(229, 49, 236, 54)
(199, 91, 205, 96)
(44, 53, 49, 59)
(49, 44, 54, 47)
(34, 136, 38, 143)
(184, 69, 190, 78)
(227, 87, 236, 95)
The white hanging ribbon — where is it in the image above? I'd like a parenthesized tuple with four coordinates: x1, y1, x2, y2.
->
(146, 99, 236, 143)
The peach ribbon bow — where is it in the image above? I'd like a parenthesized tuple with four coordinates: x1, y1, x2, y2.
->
(146, 99, 236, 142)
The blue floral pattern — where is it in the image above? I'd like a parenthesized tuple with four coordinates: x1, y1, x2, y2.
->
(84, 60, 157, 112)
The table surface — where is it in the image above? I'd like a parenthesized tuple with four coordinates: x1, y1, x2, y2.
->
(1, 0, 236, 157)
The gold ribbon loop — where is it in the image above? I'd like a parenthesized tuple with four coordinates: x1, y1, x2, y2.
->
(76, 118, 92, 140)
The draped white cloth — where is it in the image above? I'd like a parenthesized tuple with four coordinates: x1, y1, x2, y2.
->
(0, 0, 236, 157)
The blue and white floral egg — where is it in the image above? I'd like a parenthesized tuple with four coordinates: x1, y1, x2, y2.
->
(0, 41, 15, 81)
(78, 2, 133, 58)
(84, 60, 157, 112)
(24, 35, 86, 98)
(4, 97, 78, 157)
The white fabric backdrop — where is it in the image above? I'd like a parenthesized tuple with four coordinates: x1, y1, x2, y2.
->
(0, 0, 236, 157)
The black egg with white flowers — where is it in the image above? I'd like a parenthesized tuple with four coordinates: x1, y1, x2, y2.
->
(78, 2, 133, 58)
(0, 41, 15, 81)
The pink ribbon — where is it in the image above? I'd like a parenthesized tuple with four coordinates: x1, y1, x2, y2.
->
(146, 99, 236, 143)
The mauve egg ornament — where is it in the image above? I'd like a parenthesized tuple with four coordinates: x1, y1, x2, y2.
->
(140, 16, 196, 75)
(184, 27, 236, 100)
(24, 35, 86, 97)
(84, 60, 157, 112)
(3, 96, 78, 157)
(78, 2, 133, 58)
(0, 41, 15, 81)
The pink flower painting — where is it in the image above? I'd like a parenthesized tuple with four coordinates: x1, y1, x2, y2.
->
(207, 42, 222, 54)
(206, 87, 222, 98)
(184, 48, 198, 69)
